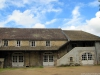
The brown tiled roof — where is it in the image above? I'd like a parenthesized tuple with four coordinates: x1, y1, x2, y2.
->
(63, 30, 100, 41)
(0, 46, 59, 51)
(0, 28, 67, 40)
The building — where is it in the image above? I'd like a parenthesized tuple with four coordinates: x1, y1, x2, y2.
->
(0, 28, 100, 68)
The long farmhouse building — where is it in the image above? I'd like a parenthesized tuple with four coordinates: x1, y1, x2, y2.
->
(0, 28, 100, 68)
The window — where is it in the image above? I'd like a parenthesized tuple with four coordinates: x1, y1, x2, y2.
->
(88, 53, 92, 60)
(16, 40, 20, 47)
(49, 55, 53, 62)
(82, 53, 92, 60)
(46, 41, 50, 46)
(4, 40, 8, 46)
(44, 55, 48, 62)
(19, 56, 23, 62)
(30, 41, 35, 47)
(70, 57, 73, 62)
(13, 56, 17, 62)
(82, 53, 87, 60)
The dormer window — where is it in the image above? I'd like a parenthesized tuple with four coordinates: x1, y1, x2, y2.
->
(17, 40, 20, 47)
(46, 41, 50, 46)
(4, 40, 8, 46)
(30, 41, 35, 47)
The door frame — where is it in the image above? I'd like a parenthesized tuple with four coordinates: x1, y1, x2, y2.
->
(12, 52, 24, 67)
(43, 52, 54, 66)
(81, 52, 94, 65)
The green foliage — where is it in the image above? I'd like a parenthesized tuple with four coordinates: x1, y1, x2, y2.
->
(0, 67, 20, 72)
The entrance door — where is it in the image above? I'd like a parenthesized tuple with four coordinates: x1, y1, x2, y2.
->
(43, 52, 54, 66)
(12, 53, 24, 67)
(81, 53, 94, 65)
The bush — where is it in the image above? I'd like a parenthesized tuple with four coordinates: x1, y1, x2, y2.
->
(59, 63, 80, 67)
(75, 63, 80, 66)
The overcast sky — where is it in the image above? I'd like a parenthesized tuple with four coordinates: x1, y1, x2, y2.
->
(0, 0, 100, 36)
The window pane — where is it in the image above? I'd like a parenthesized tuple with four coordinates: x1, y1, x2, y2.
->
(31, 41, 35, 47)
(44, 55, 48, 62)
(46, 41, 50, 46)
(49, 55, 53, 62)
(82, 53, 87, 60)
(13, 56, 17, 62)
(88, 53, 92, 60)
(4, 40, 8, 46)
(70, 57, 73, 62)
(17, 40, 20, 46)
(19, 56, 23, 62)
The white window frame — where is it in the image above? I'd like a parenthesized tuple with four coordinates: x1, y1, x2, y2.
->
(82, 53, 92, 60)
(30, 41, 36, 47)
(16, 40, 21, 47)
(46, 41, 50, 47)
(4, 40, 8, 47)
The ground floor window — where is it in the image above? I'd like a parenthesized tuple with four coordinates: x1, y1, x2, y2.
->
(13, 56, 17, 62)
(82, 53, 92, 60)
(70, 57, 73, 62)
(44, 55, 48, 62)
(19, 56, 24, 62)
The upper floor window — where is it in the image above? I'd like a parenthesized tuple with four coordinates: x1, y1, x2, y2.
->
(30, 41, 35, 47)
(4, 40, 8, 46)
(16, 40, 20, 47)
(46, 41, 50, 46)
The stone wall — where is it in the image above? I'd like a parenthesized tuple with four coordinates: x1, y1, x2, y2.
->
(95, 42, 100, 64)
(29, 51, 42, 67)
(0, 58, 4, 68)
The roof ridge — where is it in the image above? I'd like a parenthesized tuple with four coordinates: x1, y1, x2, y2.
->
(63, 30, 82, 31)
(0, 27, 62, 30)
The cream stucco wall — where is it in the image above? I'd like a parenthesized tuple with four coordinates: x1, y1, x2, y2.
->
(2, 40, 67, 47)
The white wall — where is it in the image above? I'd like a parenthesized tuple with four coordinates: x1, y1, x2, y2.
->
(57, 47, 95, 66)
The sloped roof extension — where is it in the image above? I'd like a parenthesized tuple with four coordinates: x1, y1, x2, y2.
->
(63, 30, 100, 41)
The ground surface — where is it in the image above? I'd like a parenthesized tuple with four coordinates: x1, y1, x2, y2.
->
(0, 66, 100, 75)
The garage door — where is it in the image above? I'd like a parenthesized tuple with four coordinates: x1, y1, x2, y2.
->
(81, 53, 94, 65)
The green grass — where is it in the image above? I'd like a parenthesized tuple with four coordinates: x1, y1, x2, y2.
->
(0, 68, 4, 72)
(0, 66, 44, 72)
(94, 64, 100, 66)
(0, 68, 18, 72)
